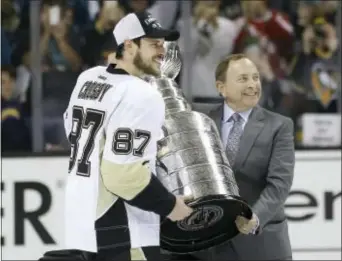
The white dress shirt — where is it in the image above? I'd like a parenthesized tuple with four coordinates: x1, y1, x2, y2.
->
(221, 103, 252, 149)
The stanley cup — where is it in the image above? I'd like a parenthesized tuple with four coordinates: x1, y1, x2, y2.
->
(148, 42, 253, 254)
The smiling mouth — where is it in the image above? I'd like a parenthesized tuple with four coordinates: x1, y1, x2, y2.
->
(244, 93, 258, 96)
(154, 54, 164, 64)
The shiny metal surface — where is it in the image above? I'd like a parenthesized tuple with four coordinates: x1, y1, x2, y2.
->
(158, 164, 239, 197)
(152, 78, 179, 91)
(159, 86, 185, 99)
(160, 42, 182, 79)
(151, 42, 252, 253)
(164, 97, 192, 114)
(158, 130, 224, 153)
(157, 147, 229, 174)
(163, 111, 220, 136)
(151, 78, 185, 99)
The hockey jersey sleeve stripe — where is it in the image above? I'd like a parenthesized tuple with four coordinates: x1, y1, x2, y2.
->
(101, 159, 176, 217)
(130, 248, 146, 261)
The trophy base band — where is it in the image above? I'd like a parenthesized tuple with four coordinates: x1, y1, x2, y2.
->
(160, 194, 253, 254)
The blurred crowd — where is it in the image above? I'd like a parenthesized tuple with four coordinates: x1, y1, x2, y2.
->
(1, 0, 340, 153)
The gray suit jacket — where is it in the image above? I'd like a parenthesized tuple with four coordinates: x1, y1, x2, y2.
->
(194, 105, 295, 260)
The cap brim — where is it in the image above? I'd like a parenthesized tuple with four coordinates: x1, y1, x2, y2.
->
(146, 29, 180, 41)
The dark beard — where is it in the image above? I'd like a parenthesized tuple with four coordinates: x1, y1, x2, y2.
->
(133, 51, 160, 77)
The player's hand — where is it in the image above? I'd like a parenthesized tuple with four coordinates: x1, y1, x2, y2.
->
(235, 213, 259, 235)
(167, 195, 194, 222)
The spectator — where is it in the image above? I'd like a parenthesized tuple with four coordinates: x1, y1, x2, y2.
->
(82, 0, 124, 67)
(10, 1, 83, 118)
(311, 0, 338, 25)
(35, 1, 83, 72)
(1, 65, 31, 152)
(230, 0, 297, 116)
(296, 1, 318, 35)
(1, 0, 21, 40)
(1, 0, 21, 66)
(231, 18, 268, 78)
(177, 0, 238, 99)
(12, 0, 30, 32)
(237, 0, 295, 78)
(293, 1, 336, 42)
(288, 16, 339, 119)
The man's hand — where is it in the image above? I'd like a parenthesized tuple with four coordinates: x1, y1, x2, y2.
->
(167, 195, 194, 222)
(235, 213, 259, 235)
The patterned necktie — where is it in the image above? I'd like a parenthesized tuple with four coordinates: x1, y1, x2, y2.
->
(225, 113, 244, 166)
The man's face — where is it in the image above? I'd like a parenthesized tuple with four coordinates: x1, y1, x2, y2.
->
(218, 58, 261, 111)
(133, 38, 165, 77)
(1, 71, 14, 100)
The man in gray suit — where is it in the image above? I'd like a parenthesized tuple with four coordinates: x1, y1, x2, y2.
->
(206, 53, 295, 260)
(165, 53, 295, 261)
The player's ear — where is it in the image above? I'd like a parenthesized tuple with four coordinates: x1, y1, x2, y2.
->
(124, 40, 135, 56)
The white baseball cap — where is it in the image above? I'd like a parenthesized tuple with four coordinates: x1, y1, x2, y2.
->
(113, 11, 180, 46)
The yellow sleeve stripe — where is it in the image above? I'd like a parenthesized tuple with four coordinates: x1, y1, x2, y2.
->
(2, 108, 20, 121)
(100, 159, 151, 200)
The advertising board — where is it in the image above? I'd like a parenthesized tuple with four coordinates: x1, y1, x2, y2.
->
(1, 151, 341, 260)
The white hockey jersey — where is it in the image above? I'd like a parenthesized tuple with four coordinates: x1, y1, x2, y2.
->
(63, 64, 176, 253)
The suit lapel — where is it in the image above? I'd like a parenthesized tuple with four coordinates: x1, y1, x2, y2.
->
(209, 105, 223, 139)
(234, 106, 265, 170)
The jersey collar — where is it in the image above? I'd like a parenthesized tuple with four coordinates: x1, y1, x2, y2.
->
(106, 64, 129, 75)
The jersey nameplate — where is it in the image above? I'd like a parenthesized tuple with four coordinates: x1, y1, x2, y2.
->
(78, 81, 112, 102)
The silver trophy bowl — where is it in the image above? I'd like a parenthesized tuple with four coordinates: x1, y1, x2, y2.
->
(146, 42, 252, 254)
(157, 147, 230, 174)
(158, 130, 223, 154)
(160, 164, 239, 198)
(161, 111, 219, 136)
(163, 97, 192, 115)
